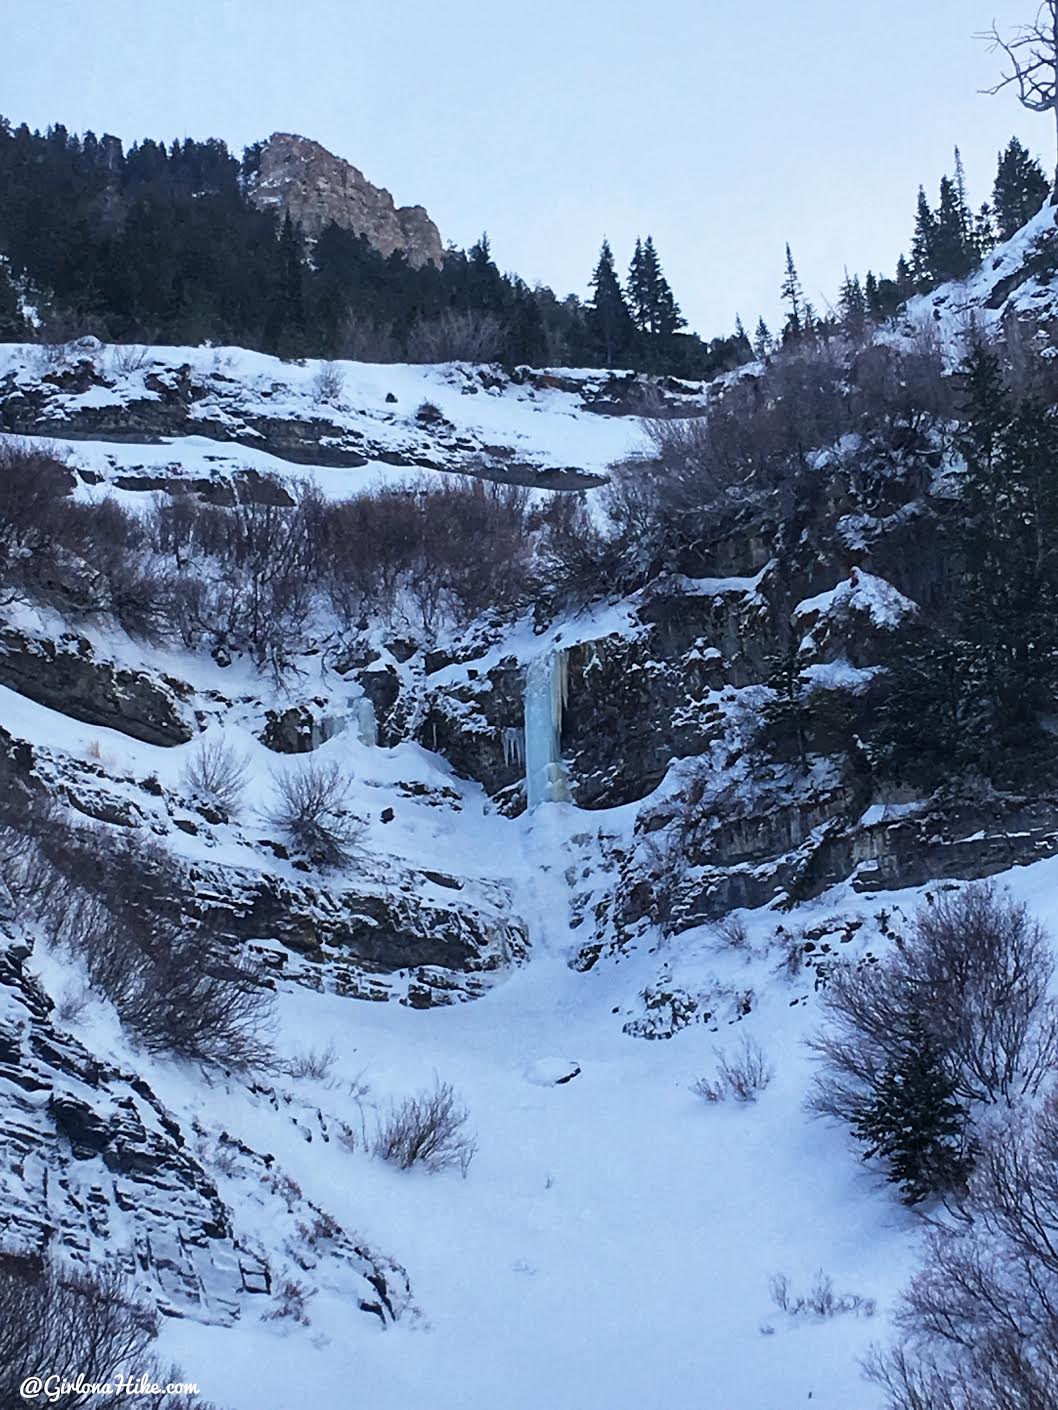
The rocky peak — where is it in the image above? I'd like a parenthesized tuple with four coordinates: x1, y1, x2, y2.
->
(248, 132, 443, 267)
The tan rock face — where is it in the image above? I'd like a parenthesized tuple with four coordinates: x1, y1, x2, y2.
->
(248, 132, 443, 267)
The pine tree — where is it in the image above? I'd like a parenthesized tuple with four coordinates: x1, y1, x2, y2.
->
(585, 239, 635, 366)
(0, 262, 26, 339)
(993, 136, 1050, 239)
(953, 146, 973, 245)
(752, 316, 773, 359)
(264, 212, 307, 357)
(973, 202, 996, 258)
(957, 342, 1058, 729)
(628, 236, 685, 339)
(911, 187, 938, 288)
(838, 270, 867, 335)
(933, 175, 975, 282)
(780, 243, 804, 341)
(626, 237, 654, 333)
(853, 1018, 970, 1205)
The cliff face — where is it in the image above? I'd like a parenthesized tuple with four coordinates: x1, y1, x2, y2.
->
(248, 132, 444, 267)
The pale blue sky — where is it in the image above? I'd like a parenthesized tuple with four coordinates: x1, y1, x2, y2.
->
(4, 0, 1051, 336)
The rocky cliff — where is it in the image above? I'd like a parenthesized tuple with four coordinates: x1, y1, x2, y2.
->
(248, 132, 444, 267)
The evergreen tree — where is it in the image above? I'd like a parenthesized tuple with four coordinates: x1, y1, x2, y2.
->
(864, 268, 908, 323)
(780, 243, 804, 341)
(752, 316, 773, 359)
(264, 212, 307, 357)
(626, 237, 653, 333)
(993, 136, 1050, 239)
(953, 146, 973, 245)
(973, 202, 996, 258)
(585, 239, 635, 366)
(933, 175, 976, 282)
(0, 261, 26, 339)
(853, 1017, 971, 1205)
(627, 235, 684, 338)
(911, 187, 938, 289)
(838, 269, 867, 335)
(895, 255, 915, 301)
(879, 345, 1058, 786)
(957, 342, 1058, 729)
(504, 279, 549, 366)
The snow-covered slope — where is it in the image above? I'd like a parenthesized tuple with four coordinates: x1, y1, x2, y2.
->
(900, 199, 1058, 356)
(1, 306, 1057, 1409)
(0, 341, 655, 500)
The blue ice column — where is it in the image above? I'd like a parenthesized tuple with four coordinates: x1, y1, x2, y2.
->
(524, 650, 570, 807)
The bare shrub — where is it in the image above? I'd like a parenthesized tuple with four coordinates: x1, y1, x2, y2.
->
(715, 913, 750, 951)
(335, 314, 401, 363)
(181, 736, 250, 816)
(267, 757, 362, 868)
(692, 1034, 773, 1104)
(5, 816, 275, 1070)
(691, 1072, 725, 1104)
(406, 309, 505, 363)
(866, 1087, 1058, 1410)
(310, 360, 344, 405)
(108, 343, 149, 376)
(59, 898, 275, 1070)
(534, 490, 620, 605)
(809, 883, 1058, 1124)
(262, 1278, 314, 1325)
(54, 982, 91, 1025)
(0, 1253, 217, 1410)
(374, 1078, 477, 1175)
(769, 1269, 875, 1320)
(280, 1043, 338, 1081)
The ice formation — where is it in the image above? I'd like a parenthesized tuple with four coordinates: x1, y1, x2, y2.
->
(353, 695, 378, 747)
(523, 650, 570, 807)
(502, 725, 526, 769)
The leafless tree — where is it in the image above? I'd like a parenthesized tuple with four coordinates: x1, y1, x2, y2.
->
(809, 884, 1058, 1125)
(982, 3, 1058, 189)
(406, 309, 505, 363)
(0, 1254, 220, 1410)
(180, 736, 251, 817)
(866, 1088, 1058, 1409)
(267, 757, 362, 868)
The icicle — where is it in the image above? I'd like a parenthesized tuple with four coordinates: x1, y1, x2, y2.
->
(353, 696, 378, 747)
(502, 725, 525, 769)
(310, 714, 343, 750)
(524, 649, 570, 808)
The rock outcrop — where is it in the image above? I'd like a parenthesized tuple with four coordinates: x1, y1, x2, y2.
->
(0, 919, 410, 1327)
(248, 133, 443, 268)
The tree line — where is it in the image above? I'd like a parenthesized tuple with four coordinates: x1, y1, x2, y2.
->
(0, 118, 748, 378)
(0, 118, 1051, 375)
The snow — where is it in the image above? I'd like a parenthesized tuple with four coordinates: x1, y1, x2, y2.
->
(3, 321, 1051, 1407)
(0, 343, 650, 493)
(895, 201, 1058, 363)
(141, 850, 964, 1410)
(858, 800, 924, 828)
(796, 569, 917, 629)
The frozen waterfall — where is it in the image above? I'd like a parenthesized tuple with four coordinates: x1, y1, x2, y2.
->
(353, 696, 378, 747)
(524, 650, 570, 807)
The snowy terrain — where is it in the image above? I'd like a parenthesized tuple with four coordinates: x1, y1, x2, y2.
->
(4, 247, 1058, 1408)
